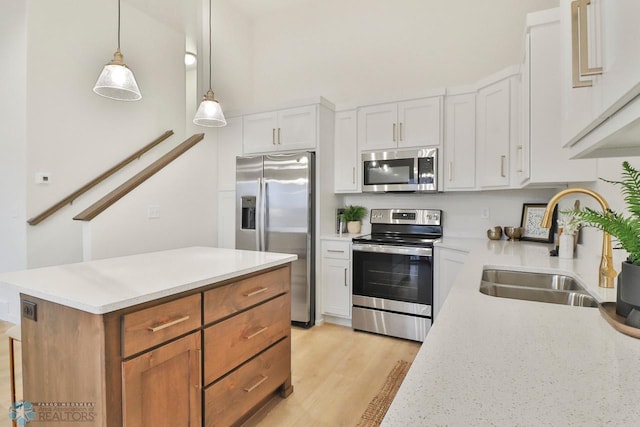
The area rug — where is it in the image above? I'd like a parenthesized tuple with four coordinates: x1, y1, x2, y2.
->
(356, 360, 410, 426)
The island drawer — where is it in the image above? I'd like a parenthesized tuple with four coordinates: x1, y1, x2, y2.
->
(204, 293, 290, 385)
(203, 265, 289, 324)
(204, 336, 291, 427)
(122, 293, 201, 358)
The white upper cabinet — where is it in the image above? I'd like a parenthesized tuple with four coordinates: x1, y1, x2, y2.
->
(243, 105, 317, 154)
(560, 0, 640, 158)
(357, 96, 442, 151)
(444, 91, 476, 191)
(476, 77, 515, 189)
(334, 110, 359, 193)
(523, 8, 596, 185)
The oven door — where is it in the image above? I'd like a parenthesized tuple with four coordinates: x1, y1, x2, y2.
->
(352, 243, 433, 307)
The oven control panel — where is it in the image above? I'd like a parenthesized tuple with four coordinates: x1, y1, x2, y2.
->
(370, 209, 441, 225)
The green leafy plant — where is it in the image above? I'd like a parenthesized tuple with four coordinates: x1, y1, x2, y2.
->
(572, 161, 640, 265)
(340, 205, 368, 222)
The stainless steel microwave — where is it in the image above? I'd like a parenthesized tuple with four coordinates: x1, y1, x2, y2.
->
(362, 148, 438, 193)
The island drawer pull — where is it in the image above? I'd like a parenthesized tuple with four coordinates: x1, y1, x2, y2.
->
(244, 375, 269, 393)
(243, 287, 268, 297)
(244, 326, 268, 340)
(147, 315, 190, 332)
(326, 249, 345, 253)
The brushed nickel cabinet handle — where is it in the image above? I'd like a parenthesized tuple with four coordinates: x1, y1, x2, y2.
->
(399, 122, 403, 141)
(327, 249, 345, 253)
(148, 315, 190, 332)
(516, 145, 524, 173)
(278, 127, 281, 144)
(243, 287, 268, 297)
(393, 123, 396, 142)
(578, 0, 602, 78)
(448, 161, 453, 182)
(272, 128, 276, 145)
(500, 155, 506, 178)
(344, 268, 348, 287)
(244, 375, 269, 393)
(352, 167, 356, 184)
(244, 326, 268, 340)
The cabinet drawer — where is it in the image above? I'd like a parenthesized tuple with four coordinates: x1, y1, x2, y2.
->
(122, 293, 201, 358)
(204, 266, 289, 324)
(204, 294, 290, 385)
(204, 337, 291, 427)
(321, 241, 351, 260)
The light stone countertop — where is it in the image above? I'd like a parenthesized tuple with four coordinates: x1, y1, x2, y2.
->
(383, 238, 640, 426)
(0, 247, 296, 315)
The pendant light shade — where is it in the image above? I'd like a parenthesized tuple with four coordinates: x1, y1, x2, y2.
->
(93, 0, 142, 101)
(194, 0, 226, 127)
(93, 49, 142, 101)
(193, 89, 226, 127)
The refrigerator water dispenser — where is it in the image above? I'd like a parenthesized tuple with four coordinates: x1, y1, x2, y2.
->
(241, 196, 256, 230)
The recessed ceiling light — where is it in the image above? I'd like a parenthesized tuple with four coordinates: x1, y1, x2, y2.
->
(184, 52, 197, 66)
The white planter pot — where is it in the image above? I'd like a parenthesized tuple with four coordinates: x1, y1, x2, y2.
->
(558, 233, 575, 259)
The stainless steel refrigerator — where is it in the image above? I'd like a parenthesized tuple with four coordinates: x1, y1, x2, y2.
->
(236, 152, 315, 327)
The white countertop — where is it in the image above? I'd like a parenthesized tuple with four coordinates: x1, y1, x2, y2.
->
(0, 247, 296, 315)
(383, 238, 640, 426)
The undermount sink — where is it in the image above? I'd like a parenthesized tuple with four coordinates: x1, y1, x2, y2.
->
(479, 269, 598, 308)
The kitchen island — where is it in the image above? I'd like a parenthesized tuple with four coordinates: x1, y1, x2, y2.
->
(383, 239, 640, 426)
(0, 246, 297, 426)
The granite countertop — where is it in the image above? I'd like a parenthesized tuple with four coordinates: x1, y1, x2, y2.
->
(0, 247, 297, 315)
(383, 238, 640, 426)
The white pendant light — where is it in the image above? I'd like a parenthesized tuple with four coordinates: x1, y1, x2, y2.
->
(194, 0, 226, 127)
(93, 0, 142, 101)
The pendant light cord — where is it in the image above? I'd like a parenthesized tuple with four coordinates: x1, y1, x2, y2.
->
(208, 0, 212, 90)
(117, 0, 121, 50)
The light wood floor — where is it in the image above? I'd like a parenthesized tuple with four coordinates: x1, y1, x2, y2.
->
(0, 321, 419, 427)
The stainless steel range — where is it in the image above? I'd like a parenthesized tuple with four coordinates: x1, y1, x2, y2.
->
(351, 208, 442, 342)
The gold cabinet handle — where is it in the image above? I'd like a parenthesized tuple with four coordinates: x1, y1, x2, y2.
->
(243, 287, 268, 297)
(244, 375, 269, 393)
(272, 128, 276, 145)
(147, 315, 190, 332)
(571, 0, 602, 88)
(399, 122, 403, 141)
(277, 127, 281, 144)
(244, 326, 268, 340)
(500, 155, 506, 178)
(393, 123, 396, 142)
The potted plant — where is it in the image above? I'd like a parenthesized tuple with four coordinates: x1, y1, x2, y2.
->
(572, 161, 640, 321)
(340, 205, 368, 234)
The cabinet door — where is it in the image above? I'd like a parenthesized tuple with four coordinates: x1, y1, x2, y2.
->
(122, 332, 201, 427)
(321, 257, 351, 318)
(277, 105, 317, 151)
(477, 79, 511, 188)
(397, 97, 442, 148)
(357, 103, 398, 151)
(243, 111, 278, 154)
(217, 117, 243, 191)
(444, 93, 476, 190)
(433, 248, 468, 321)
(334, 110, 358, 193)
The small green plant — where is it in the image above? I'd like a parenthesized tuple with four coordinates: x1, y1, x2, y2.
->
(572, 161, 640, 265)
(340, 205, 368, 222)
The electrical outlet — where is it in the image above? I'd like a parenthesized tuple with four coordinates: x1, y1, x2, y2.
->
(22, 300, 37, 321)
(147, 205, 160, 219)
(480, 207, 490, 219)
(35, 172, 52, 184)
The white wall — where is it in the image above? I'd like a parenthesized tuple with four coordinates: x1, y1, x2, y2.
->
(0, 2, 28, 273)
(249, 0, 559, 106)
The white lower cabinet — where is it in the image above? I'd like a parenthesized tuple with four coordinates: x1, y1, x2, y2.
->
(434, 246, 469, 321)
(321, 240, 351, 320)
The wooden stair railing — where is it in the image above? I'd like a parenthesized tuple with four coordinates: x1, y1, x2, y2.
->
(27, 130, 175, 225)
(73, 133, 205, 222)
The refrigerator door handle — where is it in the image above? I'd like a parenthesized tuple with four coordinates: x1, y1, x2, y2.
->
(260, 177, 267, 251)
(255, 177, 263, 251)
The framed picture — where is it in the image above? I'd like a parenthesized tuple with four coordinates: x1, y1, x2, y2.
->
(520, 203, 557, 243)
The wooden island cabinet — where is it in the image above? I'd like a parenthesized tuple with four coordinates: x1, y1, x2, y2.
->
(15, 251, 294, 427)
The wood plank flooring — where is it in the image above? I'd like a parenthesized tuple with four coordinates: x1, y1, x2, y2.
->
(0, 321, 419, 427)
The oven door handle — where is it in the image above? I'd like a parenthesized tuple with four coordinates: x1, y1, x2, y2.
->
(352, 243, 432, 257)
